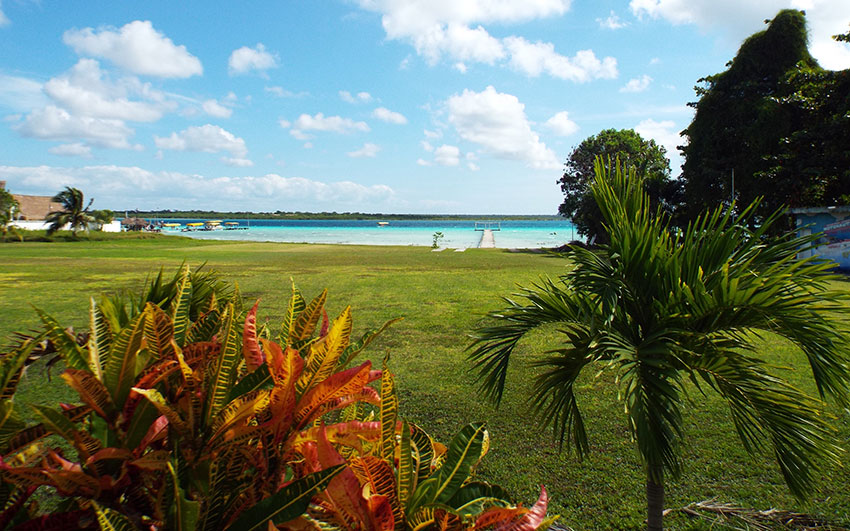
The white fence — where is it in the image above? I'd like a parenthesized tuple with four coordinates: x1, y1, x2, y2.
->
(10, 220, 122, 233)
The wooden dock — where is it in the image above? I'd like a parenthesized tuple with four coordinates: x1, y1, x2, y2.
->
(478, 229, 496, 248)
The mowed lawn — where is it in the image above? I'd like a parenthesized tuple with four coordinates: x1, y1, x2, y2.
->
(1, 235, 848, 529)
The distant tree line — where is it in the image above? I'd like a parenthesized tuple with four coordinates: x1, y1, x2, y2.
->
(126, 210, 562, 221)
(560, 9, 850, 242)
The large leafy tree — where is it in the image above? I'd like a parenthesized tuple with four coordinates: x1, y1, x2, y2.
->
(45, 186, 94, 236)
(557, 129, 675, 245)
(680, 10, 831, 224)
(470, 158, 849, 530)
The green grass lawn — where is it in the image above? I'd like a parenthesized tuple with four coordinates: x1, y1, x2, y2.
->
(1, 236, 848, 529)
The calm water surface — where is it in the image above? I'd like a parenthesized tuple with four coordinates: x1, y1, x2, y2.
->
(153, 219, 579, 249)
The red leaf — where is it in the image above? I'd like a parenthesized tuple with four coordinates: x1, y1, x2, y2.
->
(243, 299, 265, 372)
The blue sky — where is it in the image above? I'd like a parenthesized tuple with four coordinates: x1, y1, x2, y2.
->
(1, 1, 848, 214)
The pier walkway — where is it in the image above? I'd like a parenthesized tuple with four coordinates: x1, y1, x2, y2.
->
(478, 229, 496, 248)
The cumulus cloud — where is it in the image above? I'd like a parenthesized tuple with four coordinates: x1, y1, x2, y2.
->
(433, 144, 461, 166)
(620, 74, 652, 92)
(372, 107, 408, 124)
(0, 164, 396, 211)
(544, 111, 579, 136)
(354, 1, 618, 81)
(43, 59, 169, 122)
(629, 0, 850, 69)
(17, 106, 138, 149)
(202, 99, 233, 118)
(63, 20, 202, 78)
(0, 74, 49, 112)
(48, 143, 93, 158)
(154, 124, 248, 158)
(282, 113, 370, 140)
(339, 91, 373, 103)
(446, 86, 559, 170)
(598, 10, 628, 29)
(228, 43, 279, 75)
(503, 37, 618, 81)
(348, 142, 381, 158)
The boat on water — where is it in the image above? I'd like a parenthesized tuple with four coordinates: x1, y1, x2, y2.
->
(202, 220, 223, 231)
(182, 222, 205, 232)
(162, 222, 181, 230)
(377, 221, 389, 226)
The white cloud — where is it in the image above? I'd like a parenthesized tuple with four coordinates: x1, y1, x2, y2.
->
(0, 75, 48, 112)
(348, 142, 381, 158)
(421, 140, 434, 152)
(43, 59, 168, 122)
(154, 124, 248, 158)
(634, 118, 683, 169)
(48, 143, 92, 158)
(282, 113, 371, 140)
(372, 107, 408, 124)
(504, 37, 618, 81)
(16, 105, 138, 149)
(434, 144, 460, 166)
(228, 43, 279, 75)
(340, 90, 372, 103)
(446, 86, 559, 170)
(63, 20, 202, 78)
(0, 1, 9, 27)
(598, 10, 628, 29)
(202, 99, 233, 118)
(357, 0, 569, 64)
(629, 0, 850, 69)
(544, 111, 579, 136)
(0, 165, 396, 211)
(355, 1, 615, 81)
(620, 74, 652, 93)
(222, 157, 254, 167)
(424, 129, 442, 139)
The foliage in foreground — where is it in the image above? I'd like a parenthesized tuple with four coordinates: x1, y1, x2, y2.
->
(470, 158, 850, 529)
(0, 266, 549, 530)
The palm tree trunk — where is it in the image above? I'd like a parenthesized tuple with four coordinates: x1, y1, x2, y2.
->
(646, 465, 664, 530)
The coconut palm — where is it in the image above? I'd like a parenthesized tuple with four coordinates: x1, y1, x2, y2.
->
(468, 158, 849, 530)
(45, 186, 94, 236)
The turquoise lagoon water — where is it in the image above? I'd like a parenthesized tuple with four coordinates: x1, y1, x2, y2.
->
(155, 219, 579, 249)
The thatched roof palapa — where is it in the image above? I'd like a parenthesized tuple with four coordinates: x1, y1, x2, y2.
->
(121, 217, 148, 230)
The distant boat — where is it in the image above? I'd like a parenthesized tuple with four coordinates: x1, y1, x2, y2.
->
(377, 221, 389, 226)
(224, 221, 247, 230)
(162, 222, 181, 229)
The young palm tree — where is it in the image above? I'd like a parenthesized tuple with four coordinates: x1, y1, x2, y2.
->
(45, 186, 94, 236)
(469, 159, 849, 530)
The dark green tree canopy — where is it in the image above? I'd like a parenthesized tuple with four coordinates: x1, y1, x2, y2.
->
(557, 128, 674, 245)
(680, 9, 850, 225)
(45, 186, 94, 236)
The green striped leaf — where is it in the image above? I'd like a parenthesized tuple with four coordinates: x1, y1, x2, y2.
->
(171, 265, 193, 347)
(93, 501, 136, 531)
(87, 297, 110, 379)
(379, 358, 398, 464)
(0, 337, 37, 401)
(35, 308, 88, 371)
(103, 309, 146, 408)
(279, 280, 306, 344)
(431, 423, 487, 504)
(226, 464, 344, 531)
(205, 303, 242, 426)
